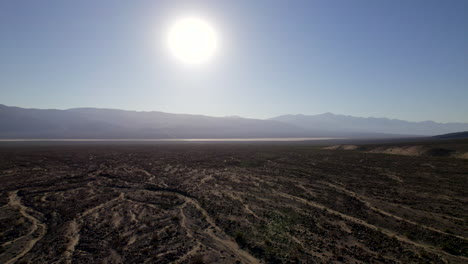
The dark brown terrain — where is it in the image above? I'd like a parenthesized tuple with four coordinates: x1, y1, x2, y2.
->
(0, 141, 467, 263)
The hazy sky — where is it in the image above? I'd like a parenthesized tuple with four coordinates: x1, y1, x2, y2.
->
(1, 0, 467, 122)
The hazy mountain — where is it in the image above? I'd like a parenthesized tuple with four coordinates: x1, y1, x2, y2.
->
(270, 113, 468, 136)
(2, 104, 466, 139)
(0, 104, 311, 139)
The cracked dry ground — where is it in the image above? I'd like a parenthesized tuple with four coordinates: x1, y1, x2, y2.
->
(0, 144, 467, 263)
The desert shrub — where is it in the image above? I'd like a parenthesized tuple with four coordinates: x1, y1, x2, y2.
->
(15, 217, 25, 226)
(151, 232, 159, 242)
(441, 241, 467, 256)
(404, 232, 417, 240)
(235, 231, 247, 247)
(419, 250, 432, 260)
(191, 254, 205, 264)
(425, 148, 454, 157)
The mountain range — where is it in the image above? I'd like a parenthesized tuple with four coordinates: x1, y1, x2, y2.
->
(1, 104, 467, 139)
(270, 113, 468, 136)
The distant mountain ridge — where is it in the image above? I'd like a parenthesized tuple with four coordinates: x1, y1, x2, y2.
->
(1, 104, 467, 139)
(270, 113, 468, 136)
(0, 104, 309, 139)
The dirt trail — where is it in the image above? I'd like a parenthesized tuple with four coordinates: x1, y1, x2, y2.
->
(277, 191, 467, 262)
(57, 178, 260, 264)
(178, 205, 193, 238)
(224, 191, 259, 218)
(63, 220, 80, 264)
(81, 192, 124, 217)
(173, 242, 201, 264)
(3, 191, 47, 264)
(99, 169, 260, 264)
(135, 168, 167, 186)
(199, 173, 214, 184)
(61, 192, 125, 263)
(157, 190, 260, 264)
(321, 181, 468, 241)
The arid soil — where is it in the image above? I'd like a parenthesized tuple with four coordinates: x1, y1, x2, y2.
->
(323, 139, 468, 159)
(0, 143, 467, 263)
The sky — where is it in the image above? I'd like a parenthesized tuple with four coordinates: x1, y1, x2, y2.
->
(0, 0, 467, 122)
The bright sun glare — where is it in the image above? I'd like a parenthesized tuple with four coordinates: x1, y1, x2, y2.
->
(168, 17, 217, 64)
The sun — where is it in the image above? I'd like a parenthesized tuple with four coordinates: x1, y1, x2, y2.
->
(168, 17, 218, 64)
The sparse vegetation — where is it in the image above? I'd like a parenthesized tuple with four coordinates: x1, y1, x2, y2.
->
(0, 142, 467, 263)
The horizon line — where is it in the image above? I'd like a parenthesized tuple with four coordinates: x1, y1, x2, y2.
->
(1, 103, 467, 124)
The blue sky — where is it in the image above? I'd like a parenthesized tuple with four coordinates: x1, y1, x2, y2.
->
(1, 0, 467, 122)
